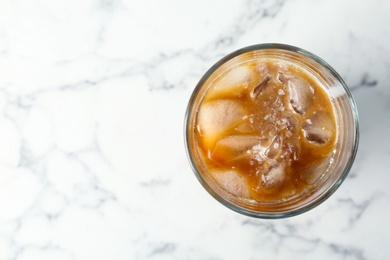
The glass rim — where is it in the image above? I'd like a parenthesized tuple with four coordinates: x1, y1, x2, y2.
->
(184, 43, 359, 219)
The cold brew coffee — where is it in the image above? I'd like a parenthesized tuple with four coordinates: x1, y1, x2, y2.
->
(185, 44, 358, 218)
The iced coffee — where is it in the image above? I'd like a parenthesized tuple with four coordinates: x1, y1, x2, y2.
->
(185, 44, 358, 218)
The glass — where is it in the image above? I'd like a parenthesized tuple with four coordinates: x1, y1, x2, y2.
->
(184, 43, 359, 218)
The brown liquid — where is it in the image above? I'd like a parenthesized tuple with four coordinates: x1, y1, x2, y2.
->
(195, 59, 337, 202)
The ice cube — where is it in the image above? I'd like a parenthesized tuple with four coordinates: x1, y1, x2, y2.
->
(197, 100, 246, 148)
(206, 65, 253, 99)
(279, 74, 313, 115)
(286, 137, 300, 162)
(251, 138, 274, 163)
(250, 75, 271, 99)
(211, 135, 266, 164)
(300, 157, 331, 184)
(260, 163, 285, 192)
(302, 111, 335, 144)
(266, 135, 282, 159)
(212, 170, 251, 198)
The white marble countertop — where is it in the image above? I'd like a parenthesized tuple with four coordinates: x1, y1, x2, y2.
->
(1, 0, 390, 259)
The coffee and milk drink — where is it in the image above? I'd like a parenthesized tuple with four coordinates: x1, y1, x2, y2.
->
(186, 45, 358, 217)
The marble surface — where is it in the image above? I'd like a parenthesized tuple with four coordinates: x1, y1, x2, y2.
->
(0, 0, 389, 259)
